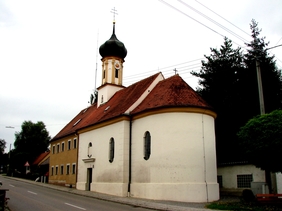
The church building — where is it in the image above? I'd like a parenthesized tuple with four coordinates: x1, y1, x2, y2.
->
(50, 21, 219, 203)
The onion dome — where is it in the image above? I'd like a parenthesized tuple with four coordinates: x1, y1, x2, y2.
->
(99, 22, 127, 59)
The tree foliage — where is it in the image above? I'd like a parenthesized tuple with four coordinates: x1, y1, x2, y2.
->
(192, 37, 246, 162)
(237, 110, 282, 173)
(191, 20, 282, 163)
(0, 138, 6, 155)
(12, 121, 50, 172)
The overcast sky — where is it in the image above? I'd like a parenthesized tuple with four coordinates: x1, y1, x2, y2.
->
(1, 0, 281, 153)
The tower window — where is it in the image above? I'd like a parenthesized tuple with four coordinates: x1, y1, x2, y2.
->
(109, 138, 115, 163)
(115, 69, 118, 78)
(144, 131, 151, 160)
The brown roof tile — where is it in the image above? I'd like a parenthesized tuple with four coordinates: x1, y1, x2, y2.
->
(131, 74, 212, 114)
(32, 151, 50, 165)
(51, 73, 161, 141)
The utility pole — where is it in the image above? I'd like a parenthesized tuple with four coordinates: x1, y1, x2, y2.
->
(255, 60, 265, 115)
(256, 44, 282, 115)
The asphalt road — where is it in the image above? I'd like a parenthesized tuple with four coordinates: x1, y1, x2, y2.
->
(0, 176, 151, 211)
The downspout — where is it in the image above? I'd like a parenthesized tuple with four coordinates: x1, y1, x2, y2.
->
(127, 114, 132, 197)
(202, 113, 209, 202)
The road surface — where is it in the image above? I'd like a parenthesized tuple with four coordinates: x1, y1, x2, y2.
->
(0, 176, 151, 211)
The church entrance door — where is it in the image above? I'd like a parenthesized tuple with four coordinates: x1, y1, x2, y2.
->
(86, 168, 92, 191)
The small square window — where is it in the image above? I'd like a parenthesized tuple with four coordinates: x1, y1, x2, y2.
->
(237, 174, 253, 188)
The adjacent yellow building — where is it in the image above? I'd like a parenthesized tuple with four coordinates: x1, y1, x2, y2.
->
(49, 134, 78, 187)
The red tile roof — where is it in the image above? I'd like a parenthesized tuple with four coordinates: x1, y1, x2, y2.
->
(51, 73, 213, 142)
(51, 73, 161, 141)
(132, 74, 212, 114)
(32, 151, 50, 165)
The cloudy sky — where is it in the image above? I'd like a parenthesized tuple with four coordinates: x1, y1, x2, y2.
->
(1, 0, 281, 152)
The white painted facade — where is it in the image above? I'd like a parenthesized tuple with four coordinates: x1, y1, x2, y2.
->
(76, 109, 219, 202)
(276, 173, 282, 193)
(217, 164, 265, 189)
(218, 164, 282, 195)
(130, 111, 219, 202)
(77, 120, 130, 196)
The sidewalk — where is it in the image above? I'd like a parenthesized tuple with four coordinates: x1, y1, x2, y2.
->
(4, 176, 221, 211)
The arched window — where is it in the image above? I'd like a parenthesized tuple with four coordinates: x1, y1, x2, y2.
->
(109, 138, 115, 163)
(88, 142, 92, 158)
(144, 131, 151, 160)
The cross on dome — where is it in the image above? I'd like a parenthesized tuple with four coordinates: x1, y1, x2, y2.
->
(111, 7, 118, 24)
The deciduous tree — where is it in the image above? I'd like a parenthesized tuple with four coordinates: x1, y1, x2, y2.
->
(237, 110, 282, 173)
(12, 121, 50, 174)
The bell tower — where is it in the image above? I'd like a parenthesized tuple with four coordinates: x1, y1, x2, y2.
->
(97, 14, 127, 106)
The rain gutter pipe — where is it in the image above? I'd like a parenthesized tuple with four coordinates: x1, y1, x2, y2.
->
(127, 114, 132, 196)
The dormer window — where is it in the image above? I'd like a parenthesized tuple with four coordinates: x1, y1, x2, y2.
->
(73, 119, 81, 127)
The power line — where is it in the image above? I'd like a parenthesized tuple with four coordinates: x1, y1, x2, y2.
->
(158, 0, 248, 49)
(177, 0, 249, 43)
(194, 0, 251, 38)
(158, 0, 226, 38)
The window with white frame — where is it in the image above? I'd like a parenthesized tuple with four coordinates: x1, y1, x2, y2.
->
(68, 140, 71, 150)
(61, 142, 65, 152)
(51, 166, 54, 176)
(72, 163, 76, 174)
(66, 164, 70, 175)
(237, 174, 253, 188)
(52, 145, 55, 154)
(73, 138, 77, 149)
(60, 165, 64, 175)
(55, 166, 58, 175)
(57, 144, 60, 153)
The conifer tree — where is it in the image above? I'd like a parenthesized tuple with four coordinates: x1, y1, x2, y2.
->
(192, 20, 282, 163)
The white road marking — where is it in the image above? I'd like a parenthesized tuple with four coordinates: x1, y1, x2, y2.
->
(65, 203, 86, 210)
(9, 184, 15, 187)
(27, 191, 37, 195)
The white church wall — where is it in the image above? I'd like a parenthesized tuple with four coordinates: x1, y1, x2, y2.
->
(130, 111, 219, 202)
(77, 120, 129, 197)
